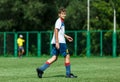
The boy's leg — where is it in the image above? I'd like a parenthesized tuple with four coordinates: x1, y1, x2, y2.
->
(64, 54, 71, 76)
(36, 61, 50, 78)
(37, 55, 57, 78)
(18, 47, 24, 57)
(59, 43, 76, 78)
(21, 49, 24, 56)
(18, 48, 21, 57)
(38, 55, 57, 71)
(65, 54, 77, 78)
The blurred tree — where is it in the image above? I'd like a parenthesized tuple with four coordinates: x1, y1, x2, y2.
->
(90, 0, 113, 30)
(105, 0, 109, 3)
(0, 0, 15, 31)
(65, 0, 87, 30)
(13, 0, 47, 31)
(0, 0, 120, 31)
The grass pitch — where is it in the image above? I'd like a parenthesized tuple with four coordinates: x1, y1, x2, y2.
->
(0, 57, 120, 82)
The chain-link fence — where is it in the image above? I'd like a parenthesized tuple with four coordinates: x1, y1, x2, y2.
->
(0, 31, 119, 57)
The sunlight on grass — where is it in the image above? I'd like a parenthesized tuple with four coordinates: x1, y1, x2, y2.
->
(0, 57, 120, 82)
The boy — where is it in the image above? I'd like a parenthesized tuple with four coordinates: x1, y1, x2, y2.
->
(36, 7, 77, 78)
(17, 34, 25, 57)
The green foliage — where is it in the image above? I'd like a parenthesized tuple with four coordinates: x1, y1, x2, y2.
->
(0, 0, 14, 31)
(90, 0, 113, 30)
(66, 0, 87, 30)
(29, 45, 37, 56)
(0, 0, 120, 31)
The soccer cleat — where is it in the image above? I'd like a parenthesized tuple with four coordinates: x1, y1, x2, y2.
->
(66, 73, 77, 78)
(36, 68, 44, 78)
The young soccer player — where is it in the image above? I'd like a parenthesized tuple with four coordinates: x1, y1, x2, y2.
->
(17, 34, 25, 57)
(36, 7, 77, 78)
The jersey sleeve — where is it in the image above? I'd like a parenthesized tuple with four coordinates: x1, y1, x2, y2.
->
(55, 19, 61, 30)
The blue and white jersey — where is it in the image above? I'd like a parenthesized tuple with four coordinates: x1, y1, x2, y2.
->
(51, 18, 66, 44)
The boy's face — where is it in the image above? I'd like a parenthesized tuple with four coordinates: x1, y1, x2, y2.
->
(59, 11, 66, 19)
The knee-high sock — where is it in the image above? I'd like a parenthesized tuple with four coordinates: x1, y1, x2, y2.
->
(39, 62, 50, 71)
(65, 63, 71, 75)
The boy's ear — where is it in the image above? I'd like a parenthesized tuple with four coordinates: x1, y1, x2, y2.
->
(58, 14, 60, 16)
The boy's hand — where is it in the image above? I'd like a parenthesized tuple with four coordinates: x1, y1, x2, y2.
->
(67, 36, 73, 42)
(56, 42, 60, 49)
(65, 34, 73, 42)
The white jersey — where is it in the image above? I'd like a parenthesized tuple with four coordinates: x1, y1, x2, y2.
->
(51, 18, 66, 44)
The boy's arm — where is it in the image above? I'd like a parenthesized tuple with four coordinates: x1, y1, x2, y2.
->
(55, 28, 59, 49)
(64, 34, 73, 42)
(23, 39, 25, 42)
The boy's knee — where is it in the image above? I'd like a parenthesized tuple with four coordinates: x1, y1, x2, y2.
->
(52, 56, 58, 61)
(65, 54, 70, 58)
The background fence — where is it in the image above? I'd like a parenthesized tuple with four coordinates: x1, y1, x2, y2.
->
(0, 31, 119, 57)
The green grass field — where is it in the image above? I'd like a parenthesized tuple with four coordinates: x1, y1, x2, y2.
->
(0, 57, 120, 82)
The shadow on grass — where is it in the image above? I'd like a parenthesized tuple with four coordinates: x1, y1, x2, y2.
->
(44, 75, 65, 78)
